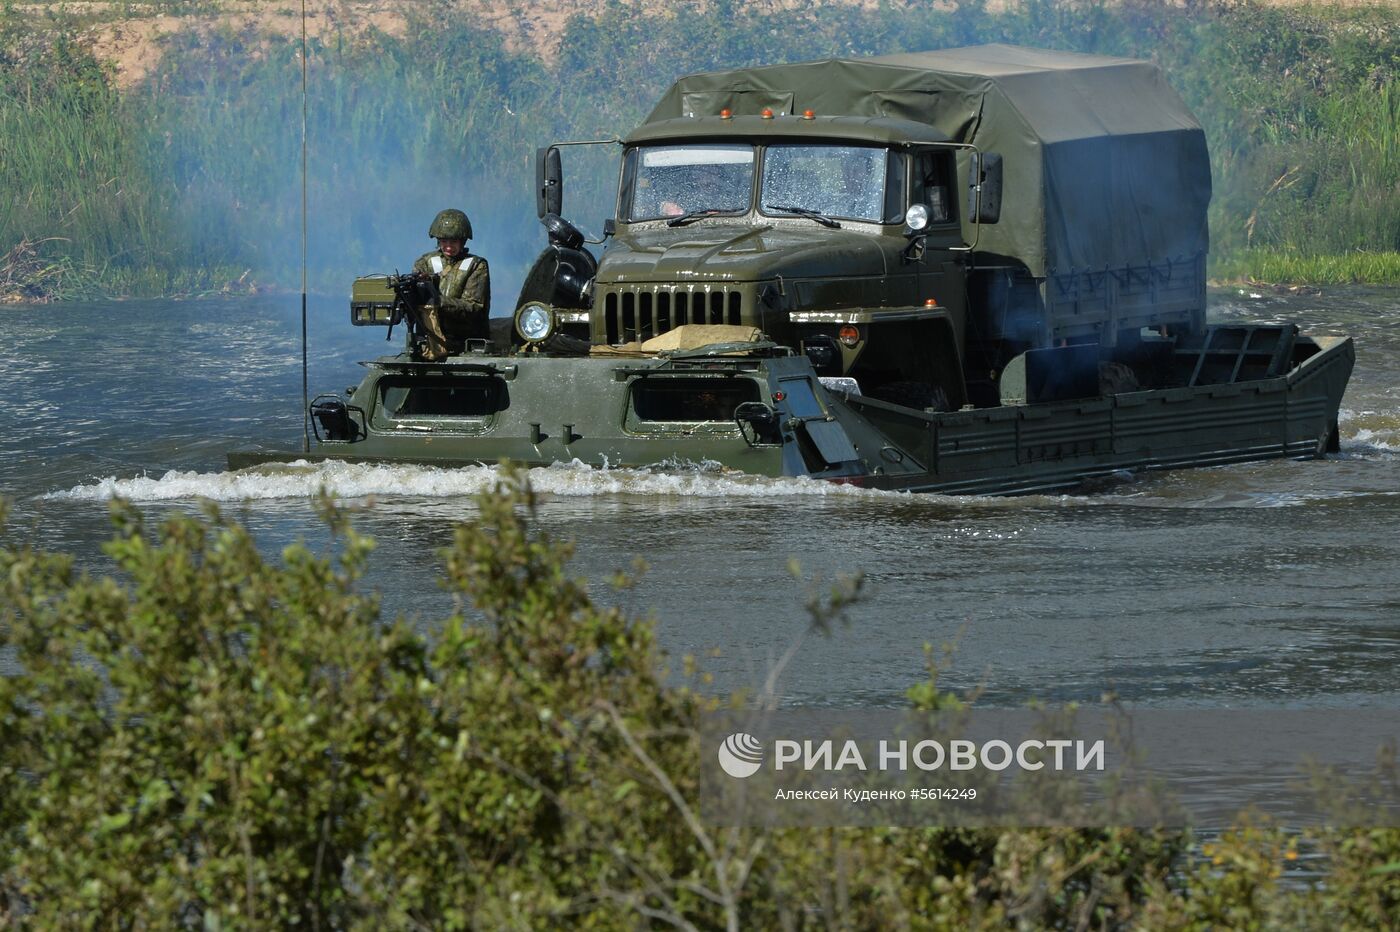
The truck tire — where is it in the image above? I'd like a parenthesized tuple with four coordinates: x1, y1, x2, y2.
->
(866, 381, 950, 412)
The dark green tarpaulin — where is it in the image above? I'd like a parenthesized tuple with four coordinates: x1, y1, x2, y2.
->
(643, 44, 1211, 279)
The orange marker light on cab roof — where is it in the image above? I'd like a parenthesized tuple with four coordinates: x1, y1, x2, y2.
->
(761, 107, 774, 119)
(802, 109, 815, 120)
(925, 298, 939, 307)
(720, 108, 732, 120)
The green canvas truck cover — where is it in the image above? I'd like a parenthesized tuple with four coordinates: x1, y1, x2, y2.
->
(643, 44, 1210, 279)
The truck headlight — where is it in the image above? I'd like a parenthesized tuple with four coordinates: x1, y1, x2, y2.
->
(516, 302, 554, 343)
(905, 203, 930, 233)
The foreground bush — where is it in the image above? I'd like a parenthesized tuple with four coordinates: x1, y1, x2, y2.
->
(0, 480, 1396, 928)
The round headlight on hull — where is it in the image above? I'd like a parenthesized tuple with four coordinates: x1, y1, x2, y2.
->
(516, 302, 554, 343)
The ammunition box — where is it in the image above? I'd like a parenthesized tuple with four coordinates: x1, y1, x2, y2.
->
(350, 276, 396, 326)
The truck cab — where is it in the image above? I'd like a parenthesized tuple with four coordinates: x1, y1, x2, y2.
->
(531, 115, 983, 411)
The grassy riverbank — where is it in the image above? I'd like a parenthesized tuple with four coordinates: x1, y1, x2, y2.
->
(2, 0, 1399, 299)
(0, 28, 255, 299)
(1216, 250, 1400, 285)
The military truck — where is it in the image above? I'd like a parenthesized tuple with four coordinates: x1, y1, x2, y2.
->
(231, 45, 1353, 494)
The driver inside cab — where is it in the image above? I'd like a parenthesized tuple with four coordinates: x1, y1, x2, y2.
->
(659, 164, 735, 219)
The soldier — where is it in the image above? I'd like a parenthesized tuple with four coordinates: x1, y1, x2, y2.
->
(411, 208, 491, 360)
(660, 163, 734, 218)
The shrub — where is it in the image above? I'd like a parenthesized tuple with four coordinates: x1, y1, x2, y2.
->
(0, 477, 706, 926)
(2, 479, 1397, 928)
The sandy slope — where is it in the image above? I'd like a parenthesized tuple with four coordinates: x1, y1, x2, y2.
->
(28, 0, 647, 87)
(12, 0, 1395, 88)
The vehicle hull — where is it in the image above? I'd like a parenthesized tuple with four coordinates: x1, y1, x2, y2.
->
(229, 332, 1353, 497)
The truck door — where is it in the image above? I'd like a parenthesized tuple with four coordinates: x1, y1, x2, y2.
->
(910, 148, 967, 352)
(880, 149, 919, 307)
(909, 149, 954, 295)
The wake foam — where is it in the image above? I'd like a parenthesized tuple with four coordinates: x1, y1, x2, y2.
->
(1337, 406, 1400, 454)
(1346, 428, 1400, 455)
(46, 459, 905, 503)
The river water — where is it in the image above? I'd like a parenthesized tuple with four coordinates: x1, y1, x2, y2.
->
(2, 288, 1398, 709)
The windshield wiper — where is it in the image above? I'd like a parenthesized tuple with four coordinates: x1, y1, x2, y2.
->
(666, 207, 741, 227)
(764, 204, 842, 228)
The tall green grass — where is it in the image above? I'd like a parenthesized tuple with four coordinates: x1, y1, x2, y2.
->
(0, 36, 244, 298)
(1184, 2, 1400, 267)
(1215, 249, 1400, 285)
(3, 0, 1399, 299)
(126, 17, 559, 292)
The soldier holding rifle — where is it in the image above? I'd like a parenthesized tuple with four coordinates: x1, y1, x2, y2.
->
(402, 208, 491, 361)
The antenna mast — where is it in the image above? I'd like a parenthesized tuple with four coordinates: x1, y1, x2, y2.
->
(299, 0, 310, 453)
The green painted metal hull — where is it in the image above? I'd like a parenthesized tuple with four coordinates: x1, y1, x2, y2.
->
(228, 330, 1353, 497)
(851, 335, 1353, 494)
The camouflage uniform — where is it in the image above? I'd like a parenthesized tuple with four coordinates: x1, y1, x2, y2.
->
(412, 248, 491, 347)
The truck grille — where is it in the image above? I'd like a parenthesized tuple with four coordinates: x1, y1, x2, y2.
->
(603, 287, 745, 344)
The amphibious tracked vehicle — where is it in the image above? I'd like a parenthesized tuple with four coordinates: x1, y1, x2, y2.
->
(230, 45, 1353, 494)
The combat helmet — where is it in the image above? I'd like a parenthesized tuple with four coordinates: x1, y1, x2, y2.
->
(428, 208, 472, 240)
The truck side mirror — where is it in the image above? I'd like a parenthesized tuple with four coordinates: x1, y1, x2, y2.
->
(971, 152, 1003, 224)
(536, 146, 563, 219)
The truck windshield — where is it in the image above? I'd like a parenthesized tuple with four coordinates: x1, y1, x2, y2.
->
(761, 144, 889, 223)
(625, 144, 755, 221)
